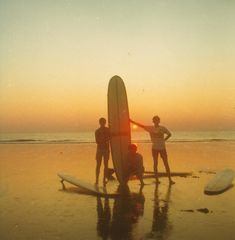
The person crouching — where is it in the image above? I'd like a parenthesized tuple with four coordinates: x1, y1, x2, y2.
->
(126, 144, 145, 186)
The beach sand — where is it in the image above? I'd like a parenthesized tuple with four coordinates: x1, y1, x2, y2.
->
(0, 142, 235, 240)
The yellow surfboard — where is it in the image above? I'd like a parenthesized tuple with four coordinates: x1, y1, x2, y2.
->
(108, 76, 131, 185)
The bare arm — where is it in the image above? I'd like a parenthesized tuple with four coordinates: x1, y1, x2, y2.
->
(129, 119, 148, 131)
(95, 130, 99, 144)
(164, 132, 172, 141)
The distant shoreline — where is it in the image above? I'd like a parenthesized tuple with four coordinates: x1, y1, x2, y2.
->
(1, 139, 235, 144)
(1, 130, 235, 144)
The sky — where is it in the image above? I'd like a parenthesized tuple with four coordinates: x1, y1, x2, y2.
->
(0, 0, 235, 132)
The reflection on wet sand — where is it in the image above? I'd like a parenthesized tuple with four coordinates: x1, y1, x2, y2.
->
(147, 184, 173, 239)
(97, 196, 111, 240)
(96, 185, 145, 240)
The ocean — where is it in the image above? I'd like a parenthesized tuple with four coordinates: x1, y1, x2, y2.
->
(0, 130, 235, 144)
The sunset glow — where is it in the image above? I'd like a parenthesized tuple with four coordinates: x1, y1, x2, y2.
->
(0, 1, 235, 132)
(132, 125, 138, 130)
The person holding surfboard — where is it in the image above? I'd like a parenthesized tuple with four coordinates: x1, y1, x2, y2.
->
(95, 117, 110, 185)
(130, 116, 175, 185)
(126, 144, 145, 186)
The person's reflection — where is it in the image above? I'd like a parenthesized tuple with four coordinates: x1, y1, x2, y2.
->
(96, 196, 111, 240)
(110, 185, 145, 240)
(149, 184, 172, 239)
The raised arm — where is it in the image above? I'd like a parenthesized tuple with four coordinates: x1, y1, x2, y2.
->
(130, 119, 148, 131)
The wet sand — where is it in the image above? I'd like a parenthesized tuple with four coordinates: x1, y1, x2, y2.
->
(0, 142, 235, 240)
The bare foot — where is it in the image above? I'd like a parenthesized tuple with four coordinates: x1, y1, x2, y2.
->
(169, 180, 175, 185)
(103, 179, 108, 186)
(140, 181, 145, 186)
(155, 179, 161, 184)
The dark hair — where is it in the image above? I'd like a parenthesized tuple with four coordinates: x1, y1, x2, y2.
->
(152, 115, 160, 121)
(99, 118, 106, 124)
(128, 144, 137, 151)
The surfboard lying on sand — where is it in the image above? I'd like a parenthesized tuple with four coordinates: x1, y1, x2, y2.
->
(143, 171, 193, 178)
(108, 76, 131, 185)
(58, 172, 120, 197)
(204, 168, 235, 195)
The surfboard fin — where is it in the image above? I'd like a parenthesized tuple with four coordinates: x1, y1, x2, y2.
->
(60, 179, 66, 189)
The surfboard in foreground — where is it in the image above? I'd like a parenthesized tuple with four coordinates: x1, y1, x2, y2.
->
(204, 168, 235, 195)
(108, 76, 131, 185)
(58, 172, 120, 197)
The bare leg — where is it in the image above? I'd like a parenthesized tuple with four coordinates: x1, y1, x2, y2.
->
(96, 157, 102, 185)
(103, 155, 109, 185)
(153, 154, 160, 184)
(136, 168, 145, 186)
(162, 154, 175, 185)
(139, 173, 145, 186)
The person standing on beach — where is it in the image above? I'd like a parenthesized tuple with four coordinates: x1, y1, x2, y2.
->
(95, 117, 110, 185)
(130, 116, 175, 185)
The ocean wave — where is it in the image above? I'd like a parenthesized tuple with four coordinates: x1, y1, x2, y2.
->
(0, 138, 234, 144)
(0, 139, 43, 143)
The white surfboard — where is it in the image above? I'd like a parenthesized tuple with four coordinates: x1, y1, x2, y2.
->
(58, 172, 119, 197)
(108, 76, 131, 185)
(204, 168, 235, 194)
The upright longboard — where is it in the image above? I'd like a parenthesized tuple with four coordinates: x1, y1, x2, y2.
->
(204, 169, 235, 195)
(108, 76, 131, 185)
(58, 172, 119, 197)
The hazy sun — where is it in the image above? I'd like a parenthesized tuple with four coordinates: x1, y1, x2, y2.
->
(132, 124, 138, 130)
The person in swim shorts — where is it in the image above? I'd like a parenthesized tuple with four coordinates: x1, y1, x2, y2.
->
(95, 118, 110, 185)
(130, 116, 175, 185)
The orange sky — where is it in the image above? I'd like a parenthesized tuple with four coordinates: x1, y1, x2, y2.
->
(0, 1, 235, 132)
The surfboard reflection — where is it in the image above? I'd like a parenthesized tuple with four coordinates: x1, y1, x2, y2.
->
(147, 184, 173, 239)
(96, 185, 145, 240)
(96, 196, 111, 240)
